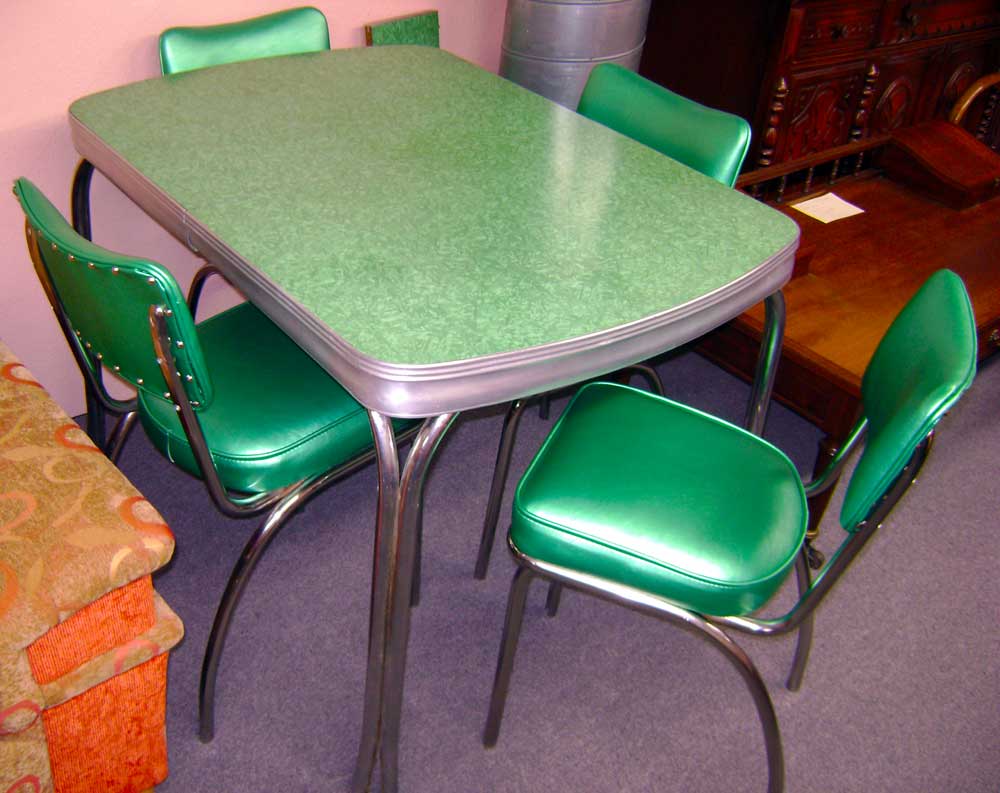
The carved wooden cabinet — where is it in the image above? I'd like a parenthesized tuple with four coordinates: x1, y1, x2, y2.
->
(639, 0, 1000, 168)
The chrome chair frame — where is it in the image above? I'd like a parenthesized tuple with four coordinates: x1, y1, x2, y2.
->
(484, 420, 933, 793)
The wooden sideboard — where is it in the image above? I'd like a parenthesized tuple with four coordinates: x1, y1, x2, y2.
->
(696, 169, 1000, 532)
(639, 0, 1000, 168)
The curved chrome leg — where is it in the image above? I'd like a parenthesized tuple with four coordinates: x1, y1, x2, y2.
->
(353, 412, 401, 793)
(687, 611, 785, 793)
(786, 547, 814, 691)
(187, 265, 223, 319)
(105, 410, 138, 464)
(538, 393, 551, 420)
(484, 565, 534, 747)
(474, 399, 529, 580)
(198, 486, 309, 743)
(545, 582, 562, 617)
(378, 413, 457, 793)
(410, 496, 424, 608)
(514, 553, 785, 793)
(70, 159, 95, 241)
(70, 159, 108, 445)
(745, 290, 786, 436)
(625, 363, 666, 396)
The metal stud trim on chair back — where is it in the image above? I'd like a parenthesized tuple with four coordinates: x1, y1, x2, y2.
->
(839, 269, 977, 530)
(159, 6, 330, 75)
(15, 178, 214, 411)
(577, 63, 751, 188)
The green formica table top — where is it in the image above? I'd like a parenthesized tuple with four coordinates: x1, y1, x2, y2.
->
(69, 46, 798, 416)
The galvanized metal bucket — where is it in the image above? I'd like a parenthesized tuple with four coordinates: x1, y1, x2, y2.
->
(500, 0, 651, 109)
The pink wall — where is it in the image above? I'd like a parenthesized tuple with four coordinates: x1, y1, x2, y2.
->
(0, 0, 506, 414)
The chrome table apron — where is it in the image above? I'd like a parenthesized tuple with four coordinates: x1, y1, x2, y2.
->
(69, 45, 799, 793)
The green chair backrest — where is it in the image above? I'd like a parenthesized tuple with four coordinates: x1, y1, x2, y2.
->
(159, 6, 330, 75)
(364, 10, 439, 47)
(577, 63, 751, 187)
(14, 178, 214, 409)
(840, 270, 977, 529)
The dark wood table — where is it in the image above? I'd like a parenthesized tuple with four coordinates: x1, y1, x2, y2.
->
(699, 174, 1000, 530)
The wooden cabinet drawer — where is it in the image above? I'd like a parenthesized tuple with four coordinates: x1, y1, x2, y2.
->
(793, 0, 882, 61)
(879, 0, 1000, 44)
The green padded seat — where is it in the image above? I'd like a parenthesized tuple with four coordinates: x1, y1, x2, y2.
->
(577, 63, 751, 187)
(159, 6, 330, 75)
(138, 301, 407, 495)
(512, 382, 807, 617)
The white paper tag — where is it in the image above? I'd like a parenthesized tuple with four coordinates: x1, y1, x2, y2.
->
(790, 192, 865, 224)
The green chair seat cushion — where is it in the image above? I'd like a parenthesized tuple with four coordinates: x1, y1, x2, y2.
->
(511, 383, 808, 617)
(139, 302, 415, 494)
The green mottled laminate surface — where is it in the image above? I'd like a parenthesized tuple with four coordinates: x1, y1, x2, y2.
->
(70, 47, 798, 367)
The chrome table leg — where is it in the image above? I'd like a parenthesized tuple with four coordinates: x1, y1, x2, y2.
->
(353, 411, 457, 793)
(744, 290, 786, 436)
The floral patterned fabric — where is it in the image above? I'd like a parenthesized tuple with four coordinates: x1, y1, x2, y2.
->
(0, 340, 181, 792)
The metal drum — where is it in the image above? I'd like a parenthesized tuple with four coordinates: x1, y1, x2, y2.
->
(500, 0, 651, 109)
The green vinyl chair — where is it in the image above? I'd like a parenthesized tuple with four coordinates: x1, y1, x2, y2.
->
(158, 6, 330, 75)
(483, 269, 977, 793)
(578, 62, 751, 188)
(473, 63, 753, 581)
(364, 10, 439, 47)
(67, 7, 332, 450)
(14, 178, 416, 743)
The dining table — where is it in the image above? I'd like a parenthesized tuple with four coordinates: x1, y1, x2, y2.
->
(67, 45, 799, 793)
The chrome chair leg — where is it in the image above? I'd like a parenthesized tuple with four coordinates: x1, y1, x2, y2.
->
(490, 553, 785, 792)
(474, 398, 529, 579)
(785, 547, 814, 691)
(626, 363, 665, 396)
(186, 265, 223, 318)
(693, 612, 785, 793)
(483, 565, 534, 747)
(537, 393, 551, 420)
(545, 581, 562, 617)
(198, 484, 310, 743)
(70, 159, 107, 447)
(410, 496, 424, 608)
(104, 410, 138, 464)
